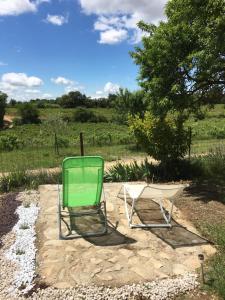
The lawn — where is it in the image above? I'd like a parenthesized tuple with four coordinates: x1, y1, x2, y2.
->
(0, 104, 224, 172)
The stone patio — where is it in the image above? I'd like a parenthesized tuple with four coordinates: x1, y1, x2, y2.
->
(36, 183, 215, 289)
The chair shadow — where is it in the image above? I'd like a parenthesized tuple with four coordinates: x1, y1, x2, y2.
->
(66, 209, 136, 246)
(0, 192, 21, 248)
(117, 191, 211, 249)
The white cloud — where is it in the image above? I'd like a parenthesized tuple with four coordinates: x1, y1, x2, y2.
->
(0, 0, 49, 16)
(96, 90, 103, 95)
(2, 72, 43, 87)
(0, 0, 36, 16)
(0, 73, 44, 100)
(79, 0, 167, 44)
(25, 89, 41, 93)
(104, 82, 120, 94)
(45, 14, 68, 26)
(51, 76, 73, 85)
(51, 76, 84, 93)
(42, 93, 52, 99)
(99, 28, 128, 44)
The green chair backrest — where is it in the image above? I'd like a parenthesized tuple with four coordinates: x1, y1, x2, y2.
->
(62, 156, 104, 208)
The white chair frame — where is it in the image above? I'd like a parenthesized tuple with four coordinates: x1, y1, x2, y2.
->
(123, 184, 186, 228)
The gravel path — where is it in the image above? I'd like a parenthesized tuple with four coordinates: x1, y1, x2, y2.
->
(0, 190, 199, 300)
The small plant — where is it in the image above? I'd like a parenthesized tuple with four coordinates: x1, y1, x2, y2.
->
(0, 170, 61, 193)
(19, 223, 29, 230)
(0, 135, 22, 151)
(23, 202, 31, 208)
(16, 249, 25, 255)
(57, 136, 69, 148)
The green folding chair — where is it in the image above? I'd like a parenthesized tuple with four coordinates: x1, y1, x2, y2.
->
(58, 156, 107, 239)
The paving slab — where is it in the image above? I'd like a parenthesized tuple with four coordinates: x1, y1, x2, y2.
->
(36, 183, 215, 287)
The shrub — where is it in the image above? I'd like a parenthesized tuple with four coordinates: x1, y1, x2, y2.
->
(104, 158, 201, 182)
(56, 136, 69, 148)
(73, 108, 107, 123)
(18, 103, 41, 124)
(0, 135, 22, 151)
(13, 117, 22, 126)
(128, 112, 189, 165)
(0, 170, 61, 193)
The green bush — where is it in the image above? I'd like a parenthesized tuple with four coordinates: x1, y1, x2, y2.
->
(56, 136, 69, 148)
(18, 103, 41, 124)
(73, 108, 107, 123)
(13, 117, 22, 126)
(0, 170, 61, 193)
(0, 135, 23, 151)
(104, 158, 201, 182)
(129, 112, 189, 165)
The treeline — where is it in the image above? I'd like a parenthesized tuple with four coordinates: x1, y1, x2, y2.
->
(8, 91, 117, 109)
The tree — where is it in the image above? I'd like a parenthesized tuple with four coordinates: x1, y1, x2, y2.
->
(113, 88, 148, 124)
(129, 0, 225, 163)
(0, 92, 7, 128)
(57, 91, 87, 108)
(18, 103, 40, 124)
(131, 0, 225, 117)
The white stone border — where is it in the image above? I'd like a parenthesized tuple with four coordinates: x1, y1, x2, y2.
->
(5, 202, 39, 294)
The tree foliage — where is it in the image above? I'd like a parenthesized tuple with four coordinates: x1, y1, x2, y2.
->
(18, 103, 40, 124)
(0, 92, 7, 128)
(131, 0, 225, 117)
(129, 112, 189, 164)
(113, 88, 148, 124)
(129, 0, 225, 163)
(56, 91, 87, 108)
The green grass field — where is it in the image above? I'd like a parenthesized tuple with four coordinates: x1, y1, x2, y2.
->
(0, 104, 224, 172)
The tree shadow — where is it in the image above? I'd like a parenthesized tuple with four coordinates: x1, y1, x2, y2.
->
(118, 193, 211, 249)
(0, 192, 21, 248)
(84, 220, 137, 246)
(184, 182, 225, 204)
(62, 209, 136, 246)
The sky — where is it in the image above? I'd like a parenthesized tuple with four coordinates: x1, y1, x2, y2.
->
(0, 0, 167, 101)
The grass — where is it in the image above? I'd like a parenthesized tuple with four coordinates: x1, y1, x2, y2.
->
(1, 104, 224, 173)
(198, 223, 225, 299)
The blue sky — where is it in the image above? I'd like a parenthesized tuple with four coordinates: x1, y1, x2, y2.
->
(0, 0, 166, 101)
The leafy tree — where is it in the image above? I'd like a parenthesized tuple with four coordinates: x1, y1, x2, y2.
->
(129, 0, 225, 163)
(57, 91, 87, 108)
(18, 103, 40, 124)
(131, 0, 225, 117)
(73, 108, 107, 123)
(0, 92, 7, 128)
(113, 88, 148, 124)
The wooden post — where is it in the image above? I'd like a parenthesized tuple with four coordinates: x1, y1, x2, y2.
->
(80, 132, 84, 156)
(55, 133, 59, 155)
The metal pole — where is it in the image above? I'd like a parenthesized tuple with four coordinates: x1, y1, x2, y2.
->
(80, 132, 84, 156)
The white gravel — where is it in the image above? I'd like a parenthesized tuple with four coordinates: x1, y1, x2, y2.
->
(22, 273, 198, 300)
(5, 192, 39, 295)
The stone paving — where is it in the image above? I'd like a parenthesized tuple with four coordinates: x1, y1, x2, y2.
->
(36, 183, 215, 288)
